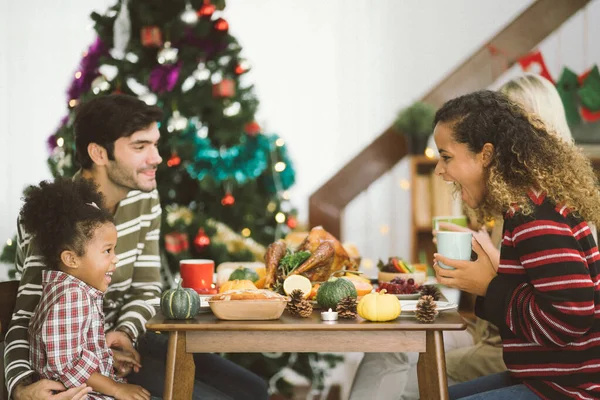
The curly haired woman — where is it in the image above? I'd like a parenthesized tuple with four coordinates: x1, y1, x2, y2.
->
(433, 90, 600, 399)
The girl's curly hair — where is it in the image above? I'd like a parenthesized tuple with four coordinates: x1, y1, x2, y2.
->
(434, 90, 600, 225)
(19, 178, 114, 270)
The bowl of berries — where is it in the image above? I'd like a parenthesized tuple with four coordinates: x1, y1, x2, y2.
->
(377, 257, 427, 286)
(378, 276, 422, 299)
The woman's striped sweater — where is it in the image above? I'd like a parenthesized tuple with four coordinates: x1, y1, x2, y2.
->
(476, 191, 600, 399)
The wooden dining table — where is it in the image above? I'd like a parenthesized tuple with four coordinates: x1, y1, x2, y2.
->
(146, 306, 465, 400)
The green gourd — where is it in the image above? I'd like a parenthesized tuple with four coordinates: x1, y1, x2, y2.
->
(316, 277, 358, 309)
(160, 281, 201, 320)
(228, 267, 259, 283)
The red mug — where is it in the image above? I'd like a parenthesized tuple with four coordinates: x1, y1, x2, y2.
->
(180, 259, 215, 294)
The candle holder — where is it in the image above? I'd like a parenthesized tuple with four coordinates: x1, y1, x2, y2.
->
(321, 308, 338, 322)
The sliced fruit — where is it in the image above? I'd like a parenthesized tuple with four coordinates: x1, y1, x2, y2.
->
(309, 283, 320, 300)
(344, 272, 371, 284)
(342, 277, 373, 296)
(283, 275, 312, 299)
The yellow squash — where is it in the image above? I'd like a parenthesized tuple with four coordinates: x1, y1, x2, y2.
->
(357, 289, 401, 322)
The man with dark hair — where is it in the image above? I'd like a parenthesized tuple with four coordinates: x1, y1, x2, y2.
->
(5, 94, 268, 400)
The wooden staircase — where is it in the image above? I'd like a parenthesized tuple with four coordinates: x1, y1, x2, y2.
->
(308, 0, 591, 237)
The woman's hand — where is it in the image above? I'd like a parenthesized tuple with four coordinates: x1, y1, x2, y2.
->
(433, 221, 500, 271)
(433, 236, 497, 297)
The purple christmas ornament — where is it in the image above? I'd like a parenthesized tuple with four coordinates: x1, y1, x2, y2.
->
(149, 62, 181, 93)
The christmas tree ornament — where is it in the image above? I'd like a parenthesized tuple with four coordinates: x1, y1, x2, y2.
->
(91, 75, 111, 94)
(210, 70, 223, 84)
(198, 2, 216, 17)
(111, 0, 131, 60)
(138, 92, 158, 105)
(165, 232, 189, 254)
(556, 67, 582, 126)
(415, 295, 438, 323)
(181, 76, 197, 92)
(223, 102, 241, 117)
(180, 2, 199, 25)
(125, 52, 139, 63)
(193, 67, 211, 81)
(212, 79, 235, 97)
(218, 55, 232, 67)
(286, 289, 313, 317)
(167, 111, 188, 132)
(336, 296, 357, 319)
(518, 50, 553, 84)
(420, 285, 441, 301)
(244, 121, 261, 136)
(157, 41, 179, 64)
(194, 228, 211, 251)
(214, 18, 229, 33)
(149, 62, 181, 93)
(167, 153, 181, 167)
(221, 192, 235, 206)
(165, 204, 195, 226)
(141, 26, 163, 47)
(286, 216, 298, 229)
(234, 59, 250, 75)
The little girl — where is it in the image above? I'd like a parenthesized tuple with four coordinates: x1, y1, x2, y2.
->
(20, 178, 151, 400)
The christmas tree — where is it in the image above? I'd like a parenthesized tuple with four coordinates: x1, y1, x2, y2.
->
(1, 0, 342, 396)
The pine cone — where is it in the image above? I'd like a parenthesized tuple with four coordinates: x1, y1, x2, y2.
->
(286, 289, 313, 317)
(420, 285, 441, 301)
(415, 295, 438, 323)
(336, 296, 358, 319)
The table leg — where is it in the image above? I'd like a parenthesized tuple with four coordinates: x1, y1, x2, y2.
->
(417, 330, 448, 400)
(163, 331, 195, 400)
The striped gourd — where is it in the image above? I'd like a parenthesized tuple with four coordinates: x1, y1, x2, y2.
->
(160, 281, 201, 319)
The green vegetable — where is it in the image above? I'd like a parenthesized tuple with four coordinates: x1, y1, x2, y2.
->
(279, 250, 311, 275)
(160, 281, 201, 320)
(316, 277, 357, 309)
(229, 267, 259, 282)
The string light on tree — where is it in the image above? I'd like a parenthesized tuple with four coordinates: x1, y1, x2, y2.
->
(424, 147, 435, 159)
(274, 162, 286, 172)
(275, 212, 286, 224)
(56, 138, 65, 148)
(241, 228, 251, 237)
(275, 138, 285, 147)
(194, 228, 211, 251)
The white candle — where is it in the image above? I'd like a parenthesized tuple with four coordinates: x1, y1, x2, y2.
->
(321, 308, 338, 321)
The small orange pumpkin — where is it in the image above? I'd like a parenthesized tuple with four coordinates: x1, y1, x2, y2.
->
(219, 279, 257, 293)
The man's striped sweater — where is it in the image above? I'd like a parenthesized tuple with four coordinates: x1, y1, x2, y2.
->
(3, 190, 162, 398)
(476, 191, 600, 399)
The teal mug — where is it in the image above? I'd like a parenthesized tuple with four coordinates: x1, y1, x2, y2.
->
(436, 231, 472, 270)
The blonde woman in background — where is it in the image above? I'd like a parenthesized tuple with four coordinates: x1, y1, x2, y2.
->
(349, 74, 576, 400)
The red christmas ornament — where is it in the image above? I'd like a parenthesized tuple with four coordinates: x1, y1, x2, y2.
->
(221, 192, 235, 206)
(214, 18, 229, 32)
(194, 228, 211, 251)
(165, 232, 189, 254)
(234, 64, 245, 75)
(141, 26, 163, 47)
(244, 121, 261, 137)
(287, 216, 298, 229)
(212, 79, 235, 98)
(198, 3, 216, 17)
(167, 153, 181, 167)
(518, 50, 554, 84)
